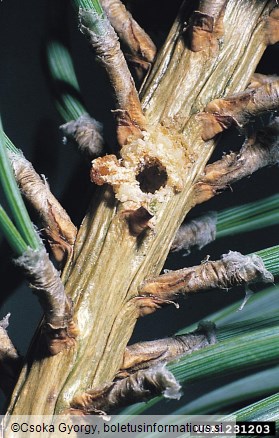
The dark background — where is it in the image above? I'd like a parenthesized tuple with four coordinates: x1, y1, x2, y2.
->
(0, 0, 278, 412)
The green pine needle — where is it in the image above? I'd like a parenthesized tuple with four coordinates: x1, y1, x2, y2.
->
(0, 127, 40, 250)
(173, 365, 279, 415)
(216, 194, 279, 238)
(222, 392, 279, 430)
(47, 41, 80, 90)
(72, 0, 103, 15)
(46, 40, 87, 122)
(169, 324, 279, 386)
(256, 245, 279, 277)
(72, 0, 108, 37)
(176, 284, 279, 335)
(3, 132, 20, 155)
(0, 205, 28, 255)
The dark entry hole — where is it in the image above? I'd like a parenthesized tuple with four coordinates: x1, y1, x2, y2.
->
(136, 159, 168, 194)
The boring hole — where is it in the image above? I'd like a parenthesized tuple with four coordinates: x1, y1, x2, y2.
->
(136, 159, 168, 194)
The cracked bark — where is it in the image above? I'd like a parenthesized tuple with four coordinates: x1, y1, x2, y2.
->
(100, 0, 156, 64)
(14, 247, 78, 355)
(193, 117, 279, 206)
(121, 321, 216, 375)
(200, 80, 279, 141)
(70, 365, 181, 415)
(9, 151, 77, 265)
(171, 211, 217, 253)
(139, 251, 273, 305)
(78, 7, 146, 146)
(60, 114, 105, 158)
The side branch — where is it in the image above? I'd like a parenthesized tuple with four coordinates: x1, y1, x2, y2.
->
(8, 151, 77, 264)
(121, 321, 216, 375)
(194, 117, 279, 205)
(248, 73, 278, 89)
(200, 80, 279, 141)
(100, 0, 156, 67)
(60, 114, 105, 158)
(171, 212, 217, 254)
(138, 252, 273, 312)
(14, 247, 78, 355)
(78, 5, 146, 146)
(70, 365, 181, 415)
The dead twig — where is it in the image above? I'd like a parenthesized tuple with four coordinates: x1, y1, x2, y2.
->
(70, 365, 181, 415)
(100, 0, 156, 80)
(194, 117, 279, 205)
(60, 114, 105, 158)
(78, 6, 146, 146)
(121, 321, 216, 375)
(200, 80, 279, 141)
(14, 247, 78, 355)
(8, 151, 77, 264)
(171, 211, 217, 254)
(138, 251, 273, 313)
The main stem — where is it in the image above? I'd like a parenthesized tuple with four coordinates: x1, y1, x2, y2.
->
(8, 0, 273, 416)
